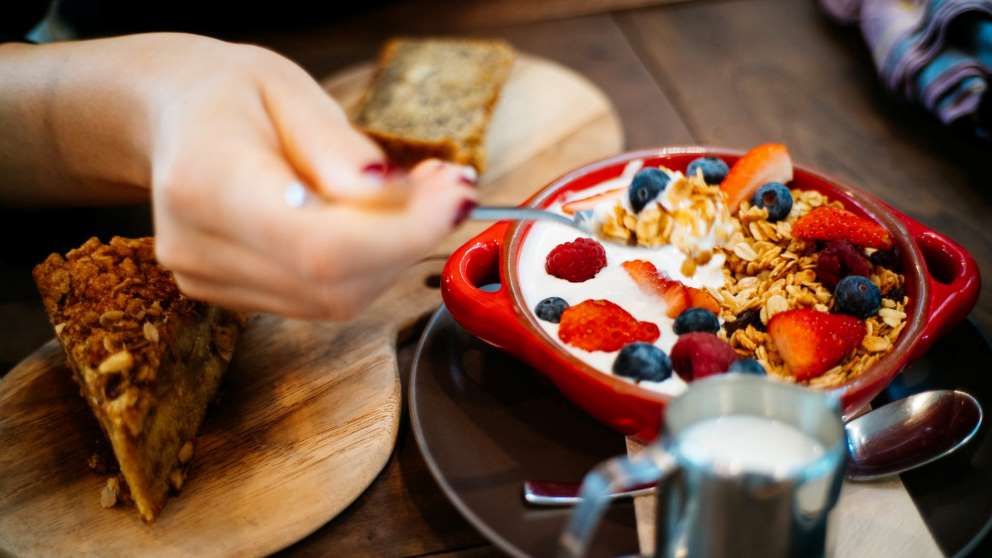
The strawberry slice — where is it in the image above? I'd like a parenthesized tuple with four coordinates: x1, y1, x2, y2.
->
(622, 260, 689, 318)
(687, 288, 721, 314)
(558, 299, 660, 352)
(562, 187, 624, 216)
(720, 144, 793, 213)
(792, 206, 893, 249)
(767, 309, 866, 381)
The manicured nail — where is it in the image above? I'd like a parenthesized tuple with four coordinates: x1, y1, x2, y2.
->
(459, 165, 478, 187)
(453, 199, 478, 226)
(361, 161, 398, 183)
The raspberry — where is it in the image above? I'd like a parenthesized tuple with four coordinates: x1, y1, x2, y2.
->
(558, 300, 660, 352)
(670, 332, 738, 382)
(816, 241, 871, 290)
(545, 238, 607, 282)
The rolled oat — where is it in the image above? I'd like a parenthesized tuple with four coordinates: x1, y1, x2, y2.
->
(717, 192, 907, 387)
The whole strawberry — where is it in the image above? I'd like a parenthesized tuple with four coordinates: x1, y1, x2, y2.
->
(545, 238, 607, 282)
(670, 332, 738, 382)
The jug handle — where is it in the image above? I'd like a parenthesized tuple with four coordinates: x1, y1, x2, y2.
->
(558, 444, 679, 558)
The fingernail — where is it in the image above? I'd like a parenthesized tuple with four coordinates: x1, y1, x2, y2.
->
(361, 161, 399, 183)
(459, 165, 478, 187)
(453, 199, 478, 227)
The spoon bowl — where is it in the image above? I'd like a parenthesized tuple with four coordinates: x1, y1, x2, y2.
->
(845, 389, 983, 481)
(522, 389, 983, 505)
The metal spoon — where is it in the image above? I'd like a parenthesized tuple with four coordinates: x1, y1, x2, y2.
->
(470, 206, 603, 239)
(523, 390, 983, 505)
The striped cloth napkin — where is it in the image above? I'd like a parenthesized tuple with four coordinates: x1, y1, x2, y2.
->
(821, 0, 992, 138)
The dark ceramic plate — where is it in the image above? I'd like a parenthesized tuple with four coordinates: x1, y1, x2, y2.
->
(410, 307, 992, 557)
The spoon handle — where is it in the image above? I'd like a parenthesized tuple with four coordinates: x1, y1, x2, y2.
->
(523, 480, 654, 506)
(470, 206, 578, 229)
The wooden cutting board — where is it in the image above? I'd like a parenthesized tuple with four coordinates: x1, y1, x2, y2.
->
(0, 54, 622, 557)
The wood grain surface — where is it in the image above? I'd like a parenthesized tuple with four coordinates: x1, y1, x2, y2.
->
(328, 0, 692, 33)
(0, 258, 442, 557)
(258, 5, 992, 555)
(616, 0, 992, 334)
(276, 20, 658, 556)
(2, 1, 989, 556)
(0, 54, 623, 557)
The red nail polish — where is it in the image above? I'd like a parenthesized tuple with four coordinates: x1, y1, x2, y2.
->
(453, 199, 478, 226)
(361, 161, 397, 178)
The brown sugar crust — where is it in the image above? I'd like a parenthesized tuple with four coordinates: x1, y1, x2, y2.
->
(353, 38, 516, 172)
(33, 237, 241, 521)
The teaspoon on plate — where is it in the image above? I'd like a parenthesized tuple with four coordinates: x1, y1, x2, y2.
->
(523, 390, 983, 506)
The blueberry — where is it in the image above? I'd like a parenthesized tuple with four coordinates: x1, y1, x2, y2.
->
(613, 343, 673, 382)
(673, 308, 720, 335)
(751, 182, 794, 222)
(535, 297, 569, 323)
(728, 358, 767, 375)
(686, 157, 730, 185)
(834, 276, 881, 318)
(629, 168, 670, 213)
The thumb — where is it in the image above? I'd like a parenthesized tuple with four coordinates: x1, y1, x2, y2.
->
(282, 158, 479, 276)
(400, 158, 481, 247)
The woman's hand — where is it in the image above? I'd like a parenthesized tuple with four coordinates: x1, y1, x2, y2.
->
(0, 34, 477, 319)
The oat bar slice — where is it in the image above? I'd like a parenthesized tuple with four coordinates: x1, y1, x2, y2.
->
(33, 237, 241, 521)
(354, 37, 515, 171)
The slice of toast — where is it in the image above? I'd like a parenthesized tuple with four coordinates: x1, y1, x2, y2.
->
(354, 38, 515, 172)
(33, 237, 242, 521)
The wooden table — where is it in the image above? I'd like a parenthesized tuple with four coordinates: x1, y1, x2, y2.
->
(2, 1, 990, 556)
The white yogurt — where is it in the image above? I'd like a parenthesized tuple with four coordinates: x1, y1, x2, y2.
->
(516, 160, 727, 396)
(675, 415, 826, 476)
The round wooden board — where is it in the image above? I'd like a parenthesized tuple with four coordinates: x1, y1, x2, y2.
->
(0, 54, 622, 557)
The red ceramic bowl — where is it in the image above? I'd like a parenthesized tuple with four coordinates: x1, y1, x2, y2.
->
(442, 147, 980, 441)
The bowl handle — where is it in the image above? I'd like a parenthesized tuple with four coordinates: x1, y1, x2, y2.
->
(441, 222, 530, 351)
(883, 203, 980, 359)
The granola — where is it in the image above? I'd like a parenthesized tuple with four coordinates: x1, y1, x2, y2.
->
(713, 192, 906, 388)
(600, 169, 735, 277)
(520, 146, 908, 392)
(589, 167, 906, 387)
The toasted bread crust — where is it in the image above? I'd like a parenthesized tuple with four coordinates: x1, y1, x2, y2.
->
(354, 38, 515, 171)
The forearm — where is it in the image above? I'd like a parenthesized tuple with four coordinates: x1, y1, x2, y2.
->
(0, 39, 152, 206)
